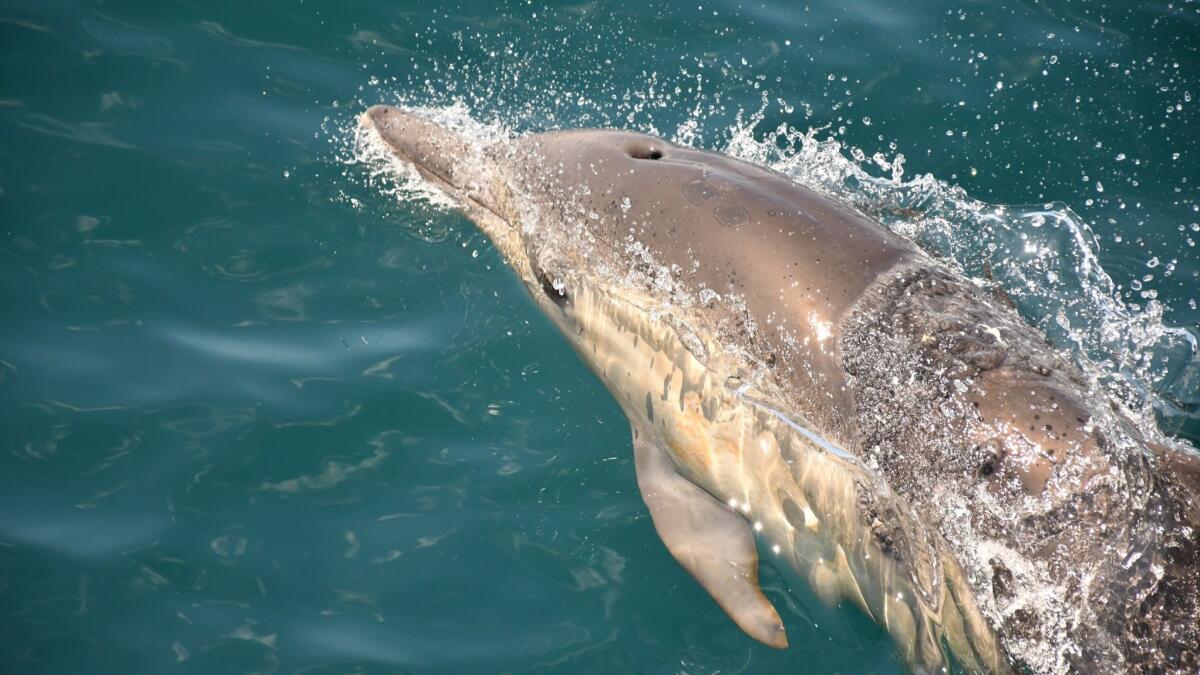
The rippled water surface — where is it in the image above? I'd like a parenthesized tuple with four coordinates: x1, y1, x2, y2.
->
(2, 1, 1198, 673)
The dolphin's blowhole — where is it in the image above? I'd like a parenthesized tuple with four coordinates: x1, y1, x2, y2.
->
(626, 142, 664, 160)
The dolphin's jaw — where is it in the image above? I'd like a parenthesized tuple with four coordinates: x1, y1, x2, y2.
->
(558, 278, 1007, 673)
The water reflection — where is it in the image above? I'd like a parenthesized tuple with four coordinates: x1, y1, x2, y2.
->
(0, 508, 167, 558)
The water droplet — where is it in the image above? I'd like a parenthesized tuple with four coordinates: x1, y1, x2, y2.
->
(1055, 310, 1071, 331)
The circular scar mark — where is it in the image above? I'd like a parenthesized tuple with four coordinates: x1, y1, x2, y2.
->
(713, 202, 750, 228)
(682, 178, 749, 227)
(682, 178, 719, 205)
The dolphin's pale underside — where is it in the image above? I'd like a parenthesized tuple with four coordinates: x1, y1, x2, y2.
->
(359, 105, 1200, 674)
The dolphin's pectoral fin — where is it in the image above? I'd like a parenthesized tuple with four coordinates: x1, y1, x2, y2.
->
(631, 425, 788, 649)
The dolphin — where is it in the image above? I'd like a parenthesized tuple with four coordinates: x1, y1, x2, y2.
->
(359, 105, 1200, 674)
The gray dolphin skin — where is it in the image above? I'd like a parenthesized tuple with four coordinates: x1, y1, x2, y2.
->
(360, 105, 1200, 674)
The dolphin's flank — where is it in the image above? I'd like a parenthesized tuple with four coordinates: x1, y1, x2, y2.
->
(359, 104, 1200, 674)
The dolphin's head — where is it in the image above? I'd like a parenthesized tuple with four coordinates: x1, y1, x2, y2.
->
(362, 105, 570, 305)
(359, 105, 707, 337)
(362, 105, 489, 201)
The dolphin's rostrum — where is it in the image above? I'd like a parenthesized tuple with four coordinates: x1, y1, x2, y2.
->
(360, 105, 1200, 674)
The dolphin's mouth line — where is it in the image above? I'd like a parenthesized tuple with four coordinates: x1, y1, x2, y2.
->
(463, 191, 501, 223)
(419, 163, 459, 192)
(380, 138, 462, 194)
(362, 109, 470, 200)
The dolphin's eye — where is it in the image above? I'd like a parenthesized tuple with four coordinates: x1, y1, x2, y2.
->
(537, 270, 571, 308)
(626, 144, 664, 160)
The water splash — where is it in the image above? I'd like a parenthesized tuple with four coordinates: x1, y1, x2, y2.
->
(330, 101, 513, 245)
(718, 107, 1198, 444)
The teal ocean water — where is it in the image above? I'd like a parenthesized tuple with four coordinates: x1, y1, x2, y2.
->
(2, 1, 1198, 673)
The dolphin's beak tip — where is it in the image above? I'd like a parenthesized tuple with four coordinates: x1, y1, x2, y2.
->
(358, 103, 475, 192)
